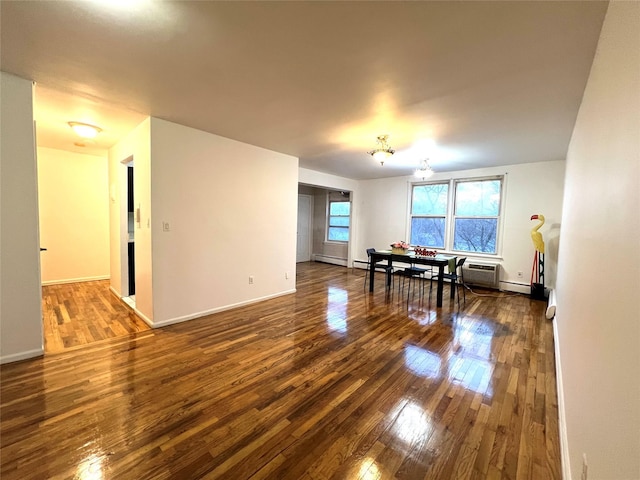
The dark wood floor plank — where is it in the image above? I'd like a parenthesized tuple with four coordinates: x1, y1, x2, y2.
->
(1, 262, 561, 479)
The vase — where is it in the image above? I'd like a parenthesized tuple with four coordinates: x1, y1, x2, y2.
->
(391, 247, 408, 254)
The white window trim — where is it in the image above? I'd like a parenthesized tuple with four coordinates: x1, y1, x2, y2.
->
(326, 198, 350, 243)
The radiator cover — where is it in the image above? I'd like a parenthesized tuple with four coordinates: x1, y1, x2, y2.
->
(462, 262, 500, 288)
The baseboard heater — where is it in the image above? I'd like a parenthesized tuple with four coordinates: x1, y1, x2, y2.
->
(313, 254, 348, 267)
(462, 262, 500, 289)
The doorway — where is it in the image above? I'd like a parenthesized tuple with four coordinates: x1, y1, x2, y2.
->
(297, 185, 352, 267)
(122, 159, 136, 308)
(36, 149, 149, 353)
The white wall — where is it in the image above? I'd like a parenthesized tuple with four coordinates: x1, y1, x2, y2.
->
(299, 167, 359, 193)
(109, 117, 153, 323)
(149, 118, 299, 326)
(555, 2, 640, 479)
(37, 147, 110, 284)
(356, 161, 565, 291)
(0, 72, 44, 363)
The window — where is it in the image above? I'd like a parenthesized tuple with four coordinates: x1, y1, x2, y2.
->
(453, 179, 501, 254)
(327, 200, 350, 242)
(410, 177, 502, 254)
(410, 183, 448, 248)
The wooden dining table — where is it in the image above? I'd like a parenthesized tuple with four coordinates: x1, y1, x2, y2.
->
(369, 250, 457, 307)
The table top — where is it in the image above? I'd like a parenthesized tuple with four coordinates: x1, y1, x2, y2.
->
(371, 250, 456, 265)
(375, 250, 455, 258)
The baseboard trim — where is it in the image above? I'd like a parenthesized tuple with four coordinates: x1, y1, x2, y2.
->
(42, 275, 110, 286)
(0, 347, 44, 365)
(132, 307, 153, 328)
(553, 318, 572, 480)
(152, 289, 297, 329)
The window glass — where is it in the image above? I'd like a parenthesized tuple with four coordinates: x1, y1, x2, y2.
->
(411, 184, 448, 215)
(453, 218, 498, 253)
(328, 201, 350, 242)
(410, 217, 445, 248)
(455, 180, 501, 216)
(330, 202, 350, 216)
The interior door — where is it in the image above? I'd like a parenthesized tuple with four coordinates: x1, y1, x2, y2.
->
(296, 194, 312, 263)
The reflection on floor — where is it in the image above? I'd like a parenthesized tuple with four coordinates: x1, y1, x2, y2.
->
(42, 280, 150, 353)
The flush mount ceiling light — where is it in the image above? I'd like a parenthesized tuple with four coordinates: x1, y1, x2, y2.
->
(68, 121, 102, 139)
(368, 134, 395, 165)
(414, 159, 434, 179)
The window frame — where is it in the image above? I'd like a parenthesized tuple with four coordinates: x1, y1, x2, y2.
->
(408, 182, 450, 249)
(409, 175, 504, 256)
(326, 199, 351, 243)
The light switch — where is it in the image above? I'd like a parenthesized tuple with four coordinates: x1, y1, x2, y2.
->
(163, 222, 170, 232)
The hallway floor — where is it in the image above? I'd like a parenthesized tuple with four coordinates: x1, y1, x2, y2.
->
(42, 280, 150, 353)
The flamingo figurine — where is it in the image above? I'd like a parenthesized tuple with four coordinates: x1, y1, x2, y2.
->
(530, 214, 545, 293)
(530, 214, 545, 253)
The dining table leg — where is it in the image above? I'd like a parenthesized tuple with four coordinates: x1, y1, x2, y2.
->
(436, 264, 445, 307)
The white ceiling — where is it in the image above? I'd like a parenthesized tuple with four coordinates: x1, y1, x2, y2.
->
(1, 1, 608, 180)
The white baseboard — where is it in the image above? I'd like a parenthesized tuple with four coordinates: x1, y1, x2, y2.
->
(553, 318, 572, 480)
(111, 289, 154, 328)
(152, 289, 297, 329)
(131, 307, 153, 328)
(42, 275, 110, 286)
(0, 347, 44, 365)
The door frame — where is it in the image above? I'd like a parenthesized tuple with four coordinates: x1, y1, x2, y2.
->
(297, 194, 313, 263)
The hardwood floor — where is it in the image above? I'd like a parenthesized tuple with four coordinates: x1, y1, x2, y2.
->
(42, 280, 150, 353)
(1, 262, 561, 479)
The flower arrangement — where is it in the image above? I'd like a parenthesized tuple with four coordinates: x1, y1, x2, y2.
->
(391, 241, 410, 254)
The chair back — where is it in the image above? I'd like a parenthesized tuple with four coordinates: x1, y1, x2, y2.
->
(456, 257, 466, 276)
(366, 248, 376, 258)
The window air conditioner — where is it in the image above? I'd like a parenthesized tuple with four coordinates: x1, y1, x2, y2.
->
(462, 262, 500, 289)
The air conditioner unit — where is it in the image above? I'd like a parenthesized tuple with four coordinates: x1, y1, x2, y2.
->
(462, 262, 500, 289)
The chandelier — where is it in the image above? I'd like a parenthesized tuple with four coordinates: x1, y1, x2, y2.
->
(368, 135, 395, 165)
(414, 159, 433, 179)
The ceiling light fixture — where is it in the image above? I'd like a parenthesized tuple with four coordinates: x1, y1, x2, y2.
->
(414, 159, 433, 179)
(68, 121, 102, 139)
(368, 134, 395, 165)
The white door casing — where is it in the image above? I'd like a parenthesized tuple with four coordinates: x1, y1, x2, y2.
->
(296, 194, 312, 263)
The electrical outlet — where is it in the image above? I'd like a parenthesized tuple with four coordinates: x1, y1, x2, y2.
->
(162, 221, 170, 232)
(249, 276, 254, 285)
(581, 453, 588, 480)
(517, 271, 523, 278)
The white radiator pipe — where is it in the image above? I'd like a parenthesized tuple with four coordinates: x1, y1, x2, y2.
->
(546, 288, 557, 319)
